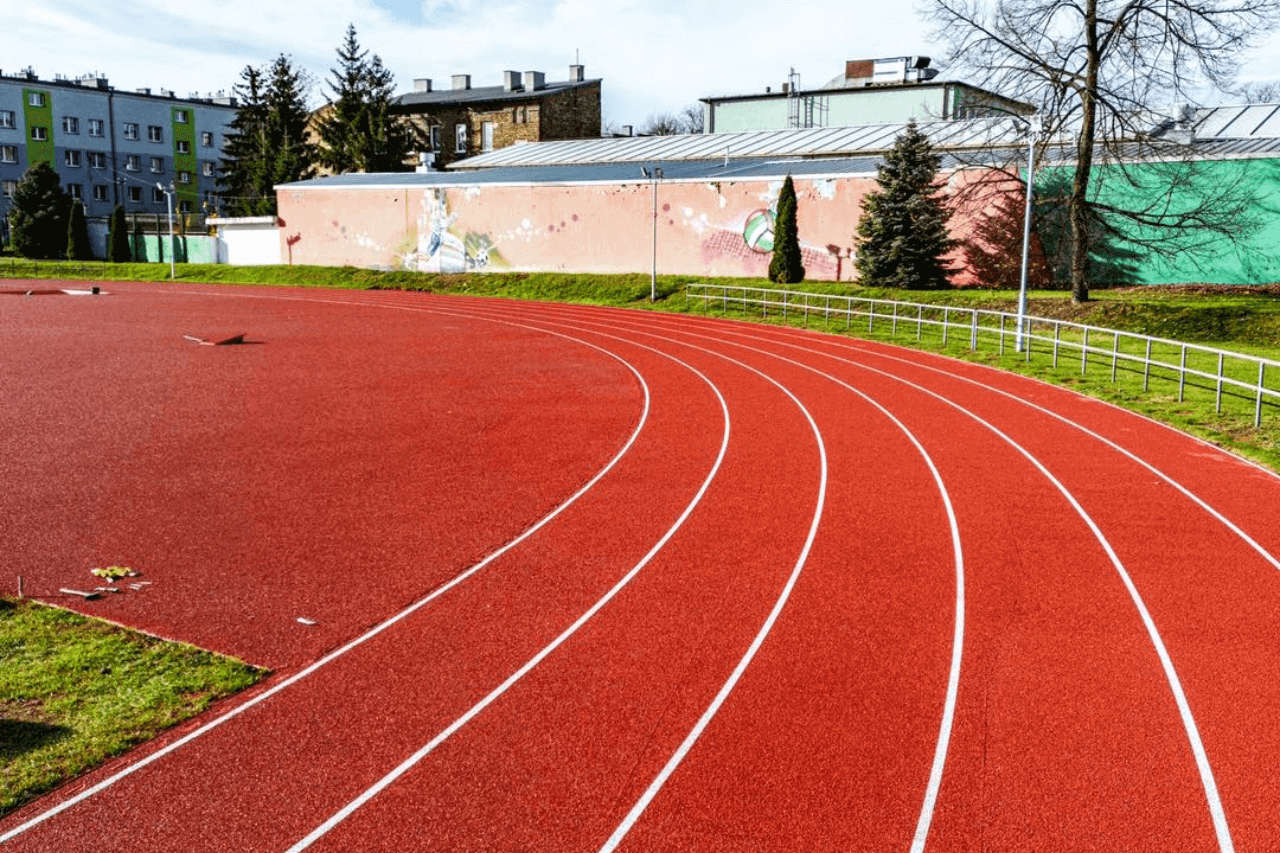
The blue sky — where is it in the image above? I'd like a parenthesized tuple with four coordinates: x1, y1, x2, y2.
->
(11, 0, 1280, 131)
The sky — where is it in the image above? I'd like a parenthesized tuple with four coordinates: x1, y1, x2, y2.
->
(11, 0, 1280, 130)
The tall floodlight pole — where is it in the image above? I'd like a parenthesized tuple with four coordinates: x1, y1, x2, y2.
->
(157, 182, 176, 280)
(642, 166, 663, 302)
(1016, 117, 1039, 353)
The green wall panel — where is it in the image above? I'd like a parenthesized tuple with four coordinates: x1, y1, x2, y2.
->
(22, 88, 53, 167)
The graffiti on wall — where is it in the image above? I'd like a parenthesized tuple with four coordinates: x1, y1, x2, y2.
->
(399, 188, 502, 273)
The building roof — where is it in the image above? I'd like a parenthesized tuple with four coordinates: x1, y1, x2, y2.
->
(392, 77, 599, 110)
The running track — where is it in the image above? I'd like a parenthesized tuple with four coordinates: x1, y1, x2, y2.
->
(3, 282, 1280, 852)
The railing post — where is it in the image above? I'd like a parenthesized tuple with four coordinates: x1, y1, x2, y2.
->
(1111, 333, 1120, 383)
(917, 305, 923, 341)
(825, 295, 831, 330)
(970, 309, 979, 351)
(1053, 323, 1061, 368)
(803, 292, 809, 328)
(1216, 353, 1225, 414)
(869, 301, 875, 333)
(846, 296, 852, 330)
(1081, 327, 1090, 376)
(999, 314, 1006, 355)
(1025, 319, 1032, 362)
(1179, 345, 1188, 402)
(1256, 362, 1266, 428)
(892, 302, 899, 337)
(1143, 338, 1152, 390)
(783, 290, 788, 323)
(942, 307, 950, 346)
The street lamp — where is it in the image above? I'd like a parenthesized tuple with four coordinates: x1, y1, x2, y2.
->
(156, 182, 175, 280)
(641, 165, 663, 302)
(1016, 116, 1040, 353)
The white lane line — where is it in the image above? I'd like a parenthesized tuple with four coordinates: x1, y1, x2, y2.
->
(280, 323, 733, 851)
(531, 309, 961, 853)
(0, 319, 653, 844)
(643, 315, 1235, 853)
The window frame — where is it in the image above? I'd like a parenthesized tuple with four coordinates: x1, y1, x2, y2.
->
(88, 118, 105, 137)
(454, 122, 467, 154)
(0, 110, 14, 129)
(31, 126, 48, 141)
(92, 184, 109, 202)
(201, 131, 213, 147)
(125, 154, 141, 172)
(62, 116, 80, 134)
(176, 140, 190, 154)
(174, 109, 189, 124)
(67, 183, 83, 200)
(0, 145, 16, 164)
(1, 180, 17, 198)
(64, 150, 82, 168)
(28, 92, 45, 107)
(128, 186, 142, 203)
(147, 125, 163, 143)
(123, 122, 139, 140)
(87, 151, 107, 169)
(150, 156, 164, 174)
(151, 187, 165, 203)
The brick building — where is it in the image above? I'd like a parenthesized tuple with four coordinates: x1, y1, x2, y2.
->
(391, 65, 601, 168)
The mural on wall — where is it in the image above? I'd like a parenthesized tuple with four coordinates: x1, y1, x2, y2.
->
(399, 188, 503, 273)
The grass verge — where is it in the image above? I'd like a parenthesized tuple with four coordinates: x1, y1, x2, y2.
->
(0, 597, 265, 818)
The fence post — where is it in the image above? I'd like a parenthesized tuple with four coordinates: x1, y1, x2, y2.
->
(970, 309, 979, 351)
(1025, 320, 1032, 363)
(917, 305, 923, 341)
(846, 296, 851, 330)
(868, 301, 875, 333)
(893, 302, 899, 337)
(1111, 333, 1120, 383)
(1053, 323, 1061, 368)
(825, 295, 831, 330)
(999, 314, 1006, 355)
(1081, 327, 1090, 376)
(1256, 362, 1266, 428)
(1179, 345, 1188, 402)
(942, 307, 950, 346)
(783, 290, 788, 323)
(1144, 338, 1152, 391)
(1216, 353, 1225, 414)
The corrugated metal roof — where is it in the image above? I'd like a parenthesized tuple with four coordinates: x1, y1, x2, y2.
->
(449, 117, 1031, 169)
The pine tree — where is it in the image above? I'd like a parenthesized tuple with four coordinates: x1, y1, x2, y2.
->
(855, 120, 955, 290)
(9, 161, 72, 259)
(768, 175, 805, 284)
(315, 24, 417, 174)
(219, 56, 316, 216)
(107, 205, 130, 262)
(66, 200, 93, 260)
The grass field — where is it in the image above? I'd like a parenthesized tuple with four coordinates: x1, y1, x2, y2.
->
(0, 597, 264, 818)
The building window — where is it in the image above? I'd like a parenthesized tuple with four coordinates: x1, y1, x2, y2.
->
(481, 121, 494, 152)
(28, 92, 45, 107)
(147, 125, 163, 142)
(93, 184, 109, 201)
(175, 109, 189, 123)
(123, 122, 139, 140)
(125, 154, 140, 171)
(179, 200, 192, 214)
(201, 161, 214, 177)
(1, 180, 16, 198)
(88, 151, 107, 169)
(151, 187, 164, 203)
(128, 186, 141, 203)
(150, 156, 163, 173)
(64, 150, 82, 167)
(0, 145, 15, 163)
(429, 125, 440, 151)
(67, 183, 82, 200)
(176, 140, 190, 154)
(177, 170, 191, 184)
(88, 118, 105, 137)
(455, 122, 467, 153)
(62, 116, 80, 134)
(31, 126, 47, 141)
(0, 110, 13, 129)
(201, 131, 213, 147)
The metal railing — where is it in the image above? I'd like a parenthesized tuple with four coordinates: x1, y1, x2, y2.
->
(686, 283, 1280, 427)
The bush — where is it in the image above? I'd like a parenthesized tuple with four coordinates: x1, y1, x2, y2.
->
(768, 175, 805, 284)
(9, 162, 71, 259)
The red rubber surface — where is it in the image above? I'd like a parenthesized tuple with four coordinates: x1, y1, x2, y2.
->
(4, 283, 1280, 852)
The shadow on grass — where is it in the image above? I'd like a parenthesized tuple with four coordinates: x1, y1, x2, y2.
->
(0, 719, 74, 759)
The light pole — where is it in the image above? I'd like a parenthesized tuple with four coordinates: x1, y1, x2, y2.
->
(641, 165, 663, 302)
(1016, 116, 1040, 353)
(156, 182, 175, 280)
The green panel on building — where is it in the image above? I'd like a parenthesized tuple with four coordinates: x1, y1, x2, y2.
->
(22, 88, 54, 167)
(172, 106, 199, 211)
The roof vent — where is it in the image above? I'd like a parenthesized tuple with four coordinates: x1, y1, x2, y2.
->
(523, 70, 545, 91)
(503, 70, 522, 92)
(137, 87, 151, 95)
(452, 74, 471, 91)
(414, 78, 433, 93)
(569, 64, 585, 83)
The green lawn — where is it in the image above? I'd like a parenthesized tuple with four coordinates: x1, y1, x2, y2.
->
(0, 598, 264, 817)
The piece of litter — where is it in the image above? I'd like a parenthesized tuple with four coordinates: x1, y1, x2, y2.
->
(94, 586, 122, 594)
(128, 584, 144, 590)
(60, 588, 101, 600)
(296, 617, 318, 626)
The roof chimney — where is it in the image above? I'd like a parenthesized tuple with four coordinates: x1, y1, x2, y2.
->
(569, 64, 585, 83)
(452, 74, 471, 91)
(503, 70, 522, 92)
(414, 78, 433, 93)
(523, 70, 545, 91)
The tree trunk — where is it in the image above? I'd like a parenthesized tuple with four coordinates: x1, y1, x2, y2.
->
(1070, 0, 1100, 303)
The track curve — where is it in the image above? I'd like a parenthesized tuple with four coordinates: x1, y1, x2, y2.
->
(4, 284, 1280, 853)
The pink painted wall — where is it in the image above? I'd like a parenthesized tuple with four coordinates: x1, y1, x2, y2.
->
(275, 172, 995, 283)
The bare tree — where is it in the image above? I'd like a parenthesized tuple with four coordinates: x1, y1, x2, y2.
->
(929, 0, 1280, 301)
(1234, 81, 1280, 103)
(638, 105, 706, 136)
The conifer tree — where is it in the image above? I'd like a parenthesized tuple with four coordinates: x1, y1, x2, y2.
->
(107, 205, 130, 262)
(855, 120, 955, 290)
(66, 200, 93, 260)
(315, 24, 417, 174)
(9, 161, 71, 259)
(768, 175, 805, 284)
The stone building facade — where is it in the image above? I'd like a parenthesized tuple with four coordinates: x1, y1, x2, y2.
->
(391, 66, 601, 169)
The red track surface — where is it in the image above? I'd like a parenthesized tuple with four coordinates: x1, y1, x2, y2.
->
(3, 282, 1280, 852)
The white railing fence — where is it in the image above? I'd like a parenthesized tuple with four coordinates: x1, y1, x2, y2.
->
(685, 283, 1280, 427)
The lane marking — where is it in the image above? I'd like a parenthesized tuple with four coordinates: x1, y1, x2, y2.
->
(623, 311, 1236, 853)
(0, 311, 654, 844)
(284, 332, 733, 853)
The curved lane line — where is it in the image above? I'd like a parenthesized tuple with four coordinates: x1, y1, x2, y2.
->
(282, 330, 734, 852)
(0, 309, 655, 844)
(623, 313, 1236, 853)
